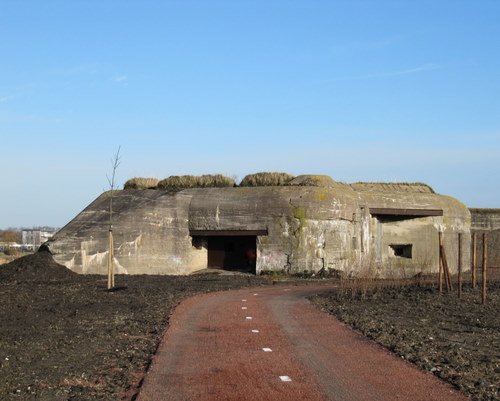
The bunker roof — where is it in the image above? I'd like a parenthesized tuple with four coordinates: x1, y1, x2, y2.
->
(350, 182, 435, 193)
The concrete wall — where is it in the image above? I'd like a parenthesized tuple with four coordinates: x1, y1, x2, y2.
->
(360, 191, 470, 277)
(188, 186, 361, 274)
(371, 216, 439, 277)
(470, 209, 500, 230)
(470, 209, 500, 267)
(48, 190, 196, 275)
(46, 183, 471, 277)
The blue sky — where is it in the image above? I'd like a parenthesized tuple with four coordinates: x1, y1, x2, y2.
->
(1, 0, 499, 228)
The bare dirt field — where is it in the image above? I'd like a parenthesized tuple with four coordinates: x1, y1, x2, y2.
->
(311, 279, 499, 401)
(0, 252, 274, 401)
(0, 251, 498, 401)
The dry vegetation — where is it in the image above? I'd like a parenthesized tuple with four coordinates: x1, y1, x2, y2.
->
(239, 172, 295, 187)
(157, 174, 235, 189)
(123, 177, 160, 190)
(123, 172, 297, 189)
(0, 251, 32, 266)
(350, 182, 435, 193)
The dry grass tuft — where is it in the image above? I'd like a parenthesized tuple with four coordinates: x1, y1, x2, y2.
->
(469, 208, 500, 214)
(157, 174, 235, 189)
(350, 182, 435, 193)
(286, 175, 336, 188)
(240, 172, 295, 187)
(123, 178, 160, 190)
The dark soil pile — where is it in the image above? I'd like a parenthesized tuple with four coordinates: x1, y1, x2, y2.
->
(0, 250, 76, 282)
(311, 281, 500, 401)
(0, 253, 273, 401)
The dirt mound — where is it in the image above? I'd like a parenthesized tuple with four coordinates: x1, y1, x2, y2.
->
(0, 250, 76, 282)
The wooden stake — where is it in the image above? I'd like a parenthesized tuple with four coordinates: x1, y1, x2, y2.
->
(438, 232, 443, 293)
(482, 233, 487, 305)
(472, 232, 477, 289)
(111, 230, 115, 288)
(107, 229, 114, 290)
(458, 233, 462, 298)
(441, 244, 453, 291)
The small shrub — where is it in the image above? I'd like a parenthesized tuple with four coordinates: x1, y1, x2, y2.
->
(123, 177, 160, 190)
(285, 175, 337, 187)
(158, 174, 235, 189)
(240, 172, 295, 187)
(3, 248, 20, 256)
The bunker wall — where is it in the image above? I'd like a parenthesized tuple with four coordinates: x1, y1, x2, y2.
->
(46, 186, 472, 277)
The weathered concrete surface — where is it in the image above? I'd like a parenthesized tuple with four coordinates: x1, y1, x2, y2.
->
(360, 191, 471, 276)
(470, 208, 500, 230)
(470, 208, 500, 267)
(48, 190, 194, 274)
(189, 186, 360, 274)
(46, 177, 471, 277)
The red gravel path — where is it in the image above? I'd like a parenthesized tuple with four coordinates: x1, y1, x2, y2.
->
(137, 285, 469, 401)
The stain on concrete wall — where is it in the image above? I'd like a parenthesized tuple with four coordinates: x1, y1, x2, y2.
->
(470, 209, 500, 267)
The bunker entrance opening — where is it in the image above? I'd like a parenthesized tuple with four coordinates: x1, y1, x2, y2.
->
(206, 236, 257, 273)
(191, 232, 259, 274)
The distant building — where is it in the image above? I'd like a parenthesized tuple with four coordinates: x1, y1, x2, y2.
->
(0, 242, 20, 252)
(22, 229, 57, 251)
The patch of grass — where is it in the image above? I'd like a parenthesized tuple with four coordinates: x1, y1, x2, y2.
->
(157, 174, 235, 189)
(350, 182, 435, 193)
(286, 175, 337, 187)
(0, 251, 33, 266)
(240, 172, 295, 187)
(123, 177, 160, 190)
(470, 208, 500, 214)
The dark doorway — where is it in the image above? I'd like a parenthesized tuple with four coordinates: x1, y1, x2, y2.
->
(207, 236, 256, 273)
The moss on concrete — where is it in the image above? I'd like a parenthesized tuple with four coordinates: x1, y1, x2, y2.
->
(287, 175, 337, 188)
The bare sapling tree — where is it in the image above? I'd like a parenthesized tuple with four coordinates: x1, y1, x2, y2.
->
(107, 146, 121, 290)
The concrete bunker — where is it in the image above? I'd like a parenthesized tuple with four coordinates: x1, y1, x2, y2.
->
(45, 175, 471, 278)
(370, 208, 444, 271)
